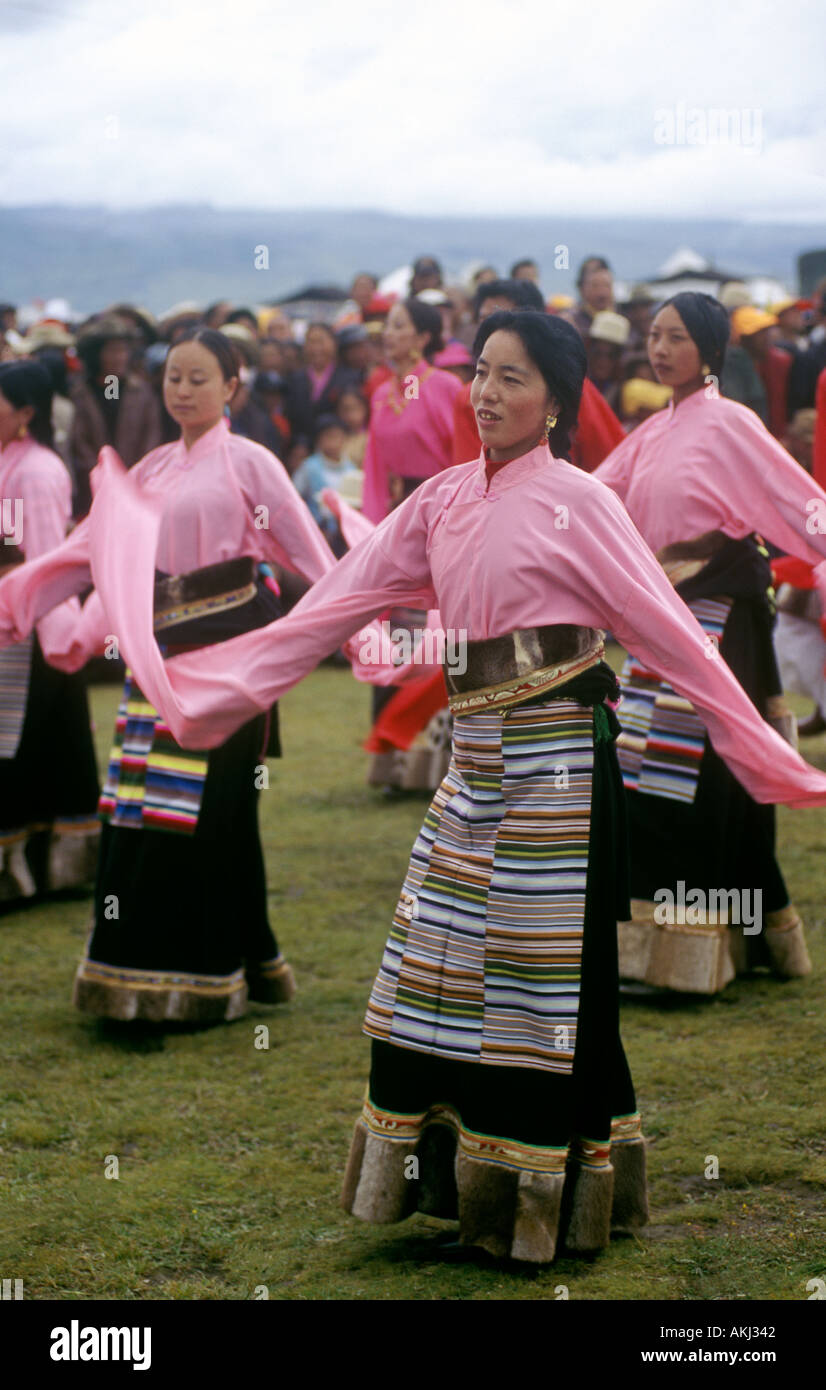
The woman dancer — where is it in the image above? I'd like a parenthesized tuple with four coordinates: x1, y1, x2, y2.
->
(0, 361, 100, 905)
(0, 330, 342, 1021)
(595, 292, 826, 994)
(89, 311, 826, 1262)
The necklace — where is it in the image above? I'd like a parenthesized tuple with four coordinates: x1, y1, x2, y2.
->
(385, 363, 434, 416)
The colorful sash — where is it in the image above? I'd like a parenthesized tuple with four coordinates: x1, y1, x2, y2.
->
(98, 558, 280, 837)
(98, 672, 208, 835)
(364, 697, 598, 1075)
(617, 598, 731, 804)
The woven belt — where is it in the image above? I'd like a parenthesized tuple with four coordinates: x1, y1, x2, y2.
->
(153, 557, 257, 632)
(656, 530, 728, 588)
(446, 625, 605, 714)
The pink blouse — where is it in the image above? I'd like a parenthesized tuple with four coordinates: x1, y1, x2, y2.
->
(85, 439, 826, 810)
(362, 358, 462, 523)
(0, 419, 337, 668)
(594, 388, 826, 588)
(0, 436, 81, 662)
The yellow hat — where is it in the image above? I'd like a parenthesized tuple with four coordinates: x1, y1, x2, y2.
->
(731, 306, 778, 340)
(622, 378, 673, 416)
(548, 294, 574, 311)
(768, 298, 797, 316)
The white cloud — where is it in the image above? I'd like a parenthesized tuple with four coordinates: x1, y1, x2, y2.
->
(0, 0, 823, 218)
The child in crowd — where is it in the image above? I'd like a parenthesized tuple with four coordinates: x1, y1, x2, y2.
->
(291, 414, 362, 556)
(336, 388, 369, 469)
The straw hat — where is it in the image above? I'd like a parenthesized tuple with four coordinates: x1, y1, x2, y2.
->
(590, 311, 631, 346)
(16, 322, 75, 353)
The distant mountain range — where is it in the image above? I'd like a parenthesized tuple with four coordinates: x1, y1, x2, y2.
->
(1, 204, 823, 316)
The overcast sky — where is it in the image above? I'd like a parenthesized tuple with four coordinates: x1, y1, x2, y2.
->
(1, 0, 824, 220)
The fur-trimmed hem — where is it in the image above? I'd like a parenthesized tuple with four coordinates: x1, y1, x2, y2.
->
(340, 1104, 647, 1264)
(48, 823, 100, 892)
(245, 957, 297, 1003)
(764, 911, 812, 978)
(72, 968, 248, 1022)
(619, 898, 812, 992)
(618, 901, 735, 994)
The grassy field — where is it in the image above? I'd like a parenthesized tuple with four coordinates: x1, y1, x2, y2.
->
(1, 662, 825, 1302)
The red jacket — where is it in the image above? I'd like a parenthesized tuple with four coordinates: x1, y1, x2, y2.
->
(758, 346, 792, 439)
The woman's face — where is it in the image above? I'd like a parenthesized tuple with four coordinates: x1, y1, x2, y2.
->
(647, 305, 703, 386)
(582, 269, 613, 311)
(100, 338, 132, 380)
(351, 275, 376, 310)
(304, 326, 336, 371)
(470, 329, 558, 463)
(258, 339, 284, 373)
(338, 392, 368, 431)
(383, 303, 428, 365)
(0, 388, 32, 448)
(163, 341, 235, 431)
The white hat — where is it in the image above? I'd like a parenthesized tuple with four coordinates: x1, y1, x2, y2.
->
(589, 311, 631, 347)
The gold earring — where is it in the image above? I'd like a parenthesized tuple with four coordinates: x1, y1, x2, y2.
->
(545, 414, 557, 433)
(701, 362, 710, 376)
(17, 423, 28, 440)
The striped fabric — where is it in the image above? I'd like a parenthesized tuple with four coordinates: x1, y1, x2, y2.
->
(616, 597, 732, 805)
(98, 672, 208, 835)
(0, 635, 33, 759)
(364, 699, 595, 1075)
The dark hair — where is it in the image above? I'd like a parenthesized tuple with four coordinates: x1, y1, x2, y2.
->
(412, 256, 441, 277)
(471, 310, 586, 461)
(474, 277, 544, 318)
(225, 307, 258, 329)
(32, 346, 70, 398)
(337, 386, 369, 418)
(313, 413, 345, 448)
(305, 321, 337, 343)
(167, 328, 240, 380)
(0, 360, 55, 449)
(510, 259, 538, 277)
(660, 292, 729, 378)
(401, 297, 444, 359)
(576, 256, 611, 290)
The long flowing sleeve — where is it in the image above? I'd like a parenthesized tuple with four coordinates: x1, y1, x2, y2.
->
(8, 451, 85, 662)
(235, 444, 336, 581)
(585, 488, 826, 808)
(361, 414, 385, 524)
(89, 451, 437, 748)
(709, 406, 826, 583)
(0, 515, 92, 654)
(591, 419, 648, 500)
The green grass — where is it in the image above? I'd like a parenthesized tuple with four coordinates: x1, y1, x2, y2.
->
(1, 659, 825, 1301)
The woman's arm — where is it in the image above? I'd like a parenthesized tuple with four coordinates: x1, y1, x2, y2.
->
(589, 486, 826, 808)
(89, 450, 436, 748)
(591, 416, 649, 500)
(237, 444, 335, 582)
(0, 512, 92, 654)
(712, 406, 826, 582)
